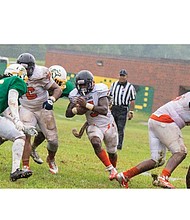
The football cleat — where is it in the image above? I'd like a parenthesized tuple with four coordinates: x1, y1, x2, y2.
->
(46, 156, 58, 174)
(30, 149, 43, 164)
(115, 172, 129, 188)
(152, 175, 175, 189)
(10, 168, 32, 182)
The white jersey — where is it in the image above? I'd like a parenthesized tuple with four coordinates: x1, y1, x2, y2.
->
(153, 92, 190, 129)
(19, 65, 54, 112)
(69, 83, 114, 127)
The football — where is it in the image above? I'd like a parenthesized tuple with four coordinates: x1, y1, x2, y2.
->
(75, 105, 88, 115)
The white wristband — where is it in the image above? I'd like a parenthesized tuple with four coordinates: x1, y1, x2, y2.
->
(49, 96, 56, 103)
(72, 107, 78, 114)
(86, 103, 94, 111)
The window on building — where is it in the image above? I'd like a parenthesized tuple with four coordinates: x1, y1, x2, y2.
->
(96, 60, 103, 66)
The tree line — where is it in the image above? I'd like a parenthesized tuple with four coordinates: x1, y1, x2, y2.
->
(0, 44, 190, 61)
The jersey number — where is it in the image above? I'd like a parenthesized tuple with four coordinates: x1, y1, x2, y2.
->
(26, 87, 37, 100)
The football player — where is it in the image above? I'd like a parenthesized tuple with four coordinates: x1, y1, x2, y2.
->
(65, 70, 118, 180)
(17, 53, 62, 174)
(0, 64, 33, 181)
(113, 93, 188, 189)
(30, 65, 75, 164)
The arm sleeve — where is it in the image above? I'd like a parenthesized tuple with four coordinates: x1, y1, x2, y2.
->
(8, 89, 20, 122)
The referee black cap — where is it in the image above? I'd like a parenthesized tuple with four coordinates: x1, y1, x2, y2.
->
(119, 69, 128, 76)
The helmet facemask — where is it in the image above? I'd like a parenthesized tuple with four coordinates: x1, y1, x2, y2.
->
(19, 63, 35, 78)
(54, 78, 67, 90)
(76, 79, 94, 96)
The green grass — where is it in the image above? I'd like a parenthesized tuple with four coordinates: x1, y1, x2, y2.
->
(0, 98, 190, 189)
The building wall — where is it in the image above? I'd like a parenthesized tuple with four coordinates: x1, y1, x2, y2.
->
(45, 50, 190, 112)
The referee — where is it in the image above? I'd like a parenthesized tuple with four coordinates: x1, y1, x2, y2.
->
(109, 69, 136, 150)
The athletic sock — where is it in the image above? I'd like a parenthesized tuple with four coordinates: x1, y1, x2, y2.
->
(96, 149, 111, 167)
(161, 168, 171, 178)
(12, 139, 25, 173)
(123, 166, 140, 179)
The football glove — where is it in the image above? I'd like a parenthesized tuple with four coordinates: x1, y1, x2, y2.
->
(14, 119, 24, 131)
(23, 126, 38, 136)
(43, 99, 54, 110)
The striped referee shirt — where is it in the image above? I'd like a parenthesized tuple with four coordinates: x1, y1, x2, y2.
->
(109, 81, 136, 107)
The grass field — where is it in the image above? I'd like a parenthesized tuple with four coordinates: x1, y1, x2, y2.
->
(0, 98, 190, 189)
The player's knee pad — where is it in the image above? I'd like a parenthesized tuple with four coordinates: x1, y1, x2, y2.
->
(107, 148, 117, 154)
(47, 140, 58, 152)
(107, 145, 117, 154)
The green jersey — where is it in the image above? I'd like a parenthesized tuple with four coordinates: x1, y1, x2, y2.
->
(0, 76, 27, 113)
(61, 81, 75, 98)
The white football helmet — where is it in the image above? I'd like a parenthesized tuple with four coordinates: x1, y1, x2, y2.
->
(4, 63, 28, 81)
(49, 65, 67, 90)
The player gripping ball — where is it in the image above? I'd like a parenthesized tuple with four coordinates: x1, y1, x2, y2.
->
(71, 96, 89, 115)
